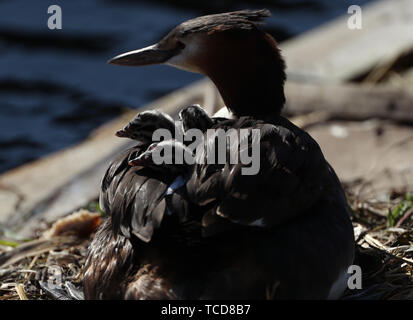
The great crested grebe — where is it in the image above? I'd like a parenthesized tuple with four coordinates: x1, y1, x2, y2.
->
(109, 9, 285, 121)
(83, 9, 355, 299)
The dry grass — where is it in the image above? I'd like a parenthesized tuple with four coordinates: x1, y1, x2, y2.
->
(0, 242, 89, 300)
(0, 210, 99, 300)
(342, 184, 413, 299)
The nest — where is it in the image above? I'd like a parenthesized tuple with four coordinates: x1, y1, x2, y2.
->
(0, 190, 412, 300)
(0, 210, 99, 300)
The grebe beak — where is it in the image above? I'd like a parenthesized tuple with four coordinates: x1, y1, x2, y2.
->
(108, 44, 177, 66)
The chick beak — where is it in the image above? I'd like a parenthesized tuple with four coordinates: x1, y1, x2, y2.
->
(108, 44, 177, 66)
(115, 129, 129, 138)
(128, 158, 144, 167)
(129, 153, 151, 167)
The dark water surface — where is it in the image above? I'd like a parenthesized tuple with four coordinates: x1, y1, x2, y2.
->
(0, 0, 373, 173)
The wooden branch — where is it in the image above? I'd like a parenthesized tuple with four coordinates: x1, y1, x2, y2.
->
(284, 82, 413, 124)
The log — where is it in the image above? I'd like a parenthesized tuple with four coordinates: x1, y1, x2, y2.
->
(281, 0, 413, 82)
(285, 82, 413, 125)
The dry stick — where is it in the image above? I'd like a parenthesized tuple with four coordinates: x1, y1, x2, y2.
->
(23, 254, 39, 285)
(395, 207, 413, 228)
(0, 236, 78, 269)
(0, 294, 19, 300)
(363, 53, 402, 84)
(363, 236, 413, 266)
(15, 283, 28, 300)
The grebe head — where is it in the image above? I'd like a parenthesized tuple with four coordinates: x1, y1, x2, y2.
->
(178, 104, 213, 132)
(129, 140, 193, 173)
(115, 110, 175, 144)
(109, 9, 286, 119)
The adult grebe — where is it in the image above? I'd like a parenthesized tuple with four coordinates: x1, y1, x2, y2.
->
(84, 10, 355, 299)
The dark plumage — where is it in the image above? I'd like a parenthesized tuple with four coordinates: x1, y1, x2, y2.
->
(178, 104, 214, 132)
(99, 108, 193, 243)
(188, 115, 336, 228)
(177, 9, 270, 35)
(84, 109, 203, 299)
(84, 106, 354, 299)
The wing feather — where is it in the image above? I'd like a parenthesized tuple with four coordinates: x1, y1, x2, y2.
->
(187, 117, 333, 229)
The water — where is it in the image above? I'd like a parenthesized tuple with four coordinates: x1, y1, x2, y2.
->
(0, 0, 373, 173)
